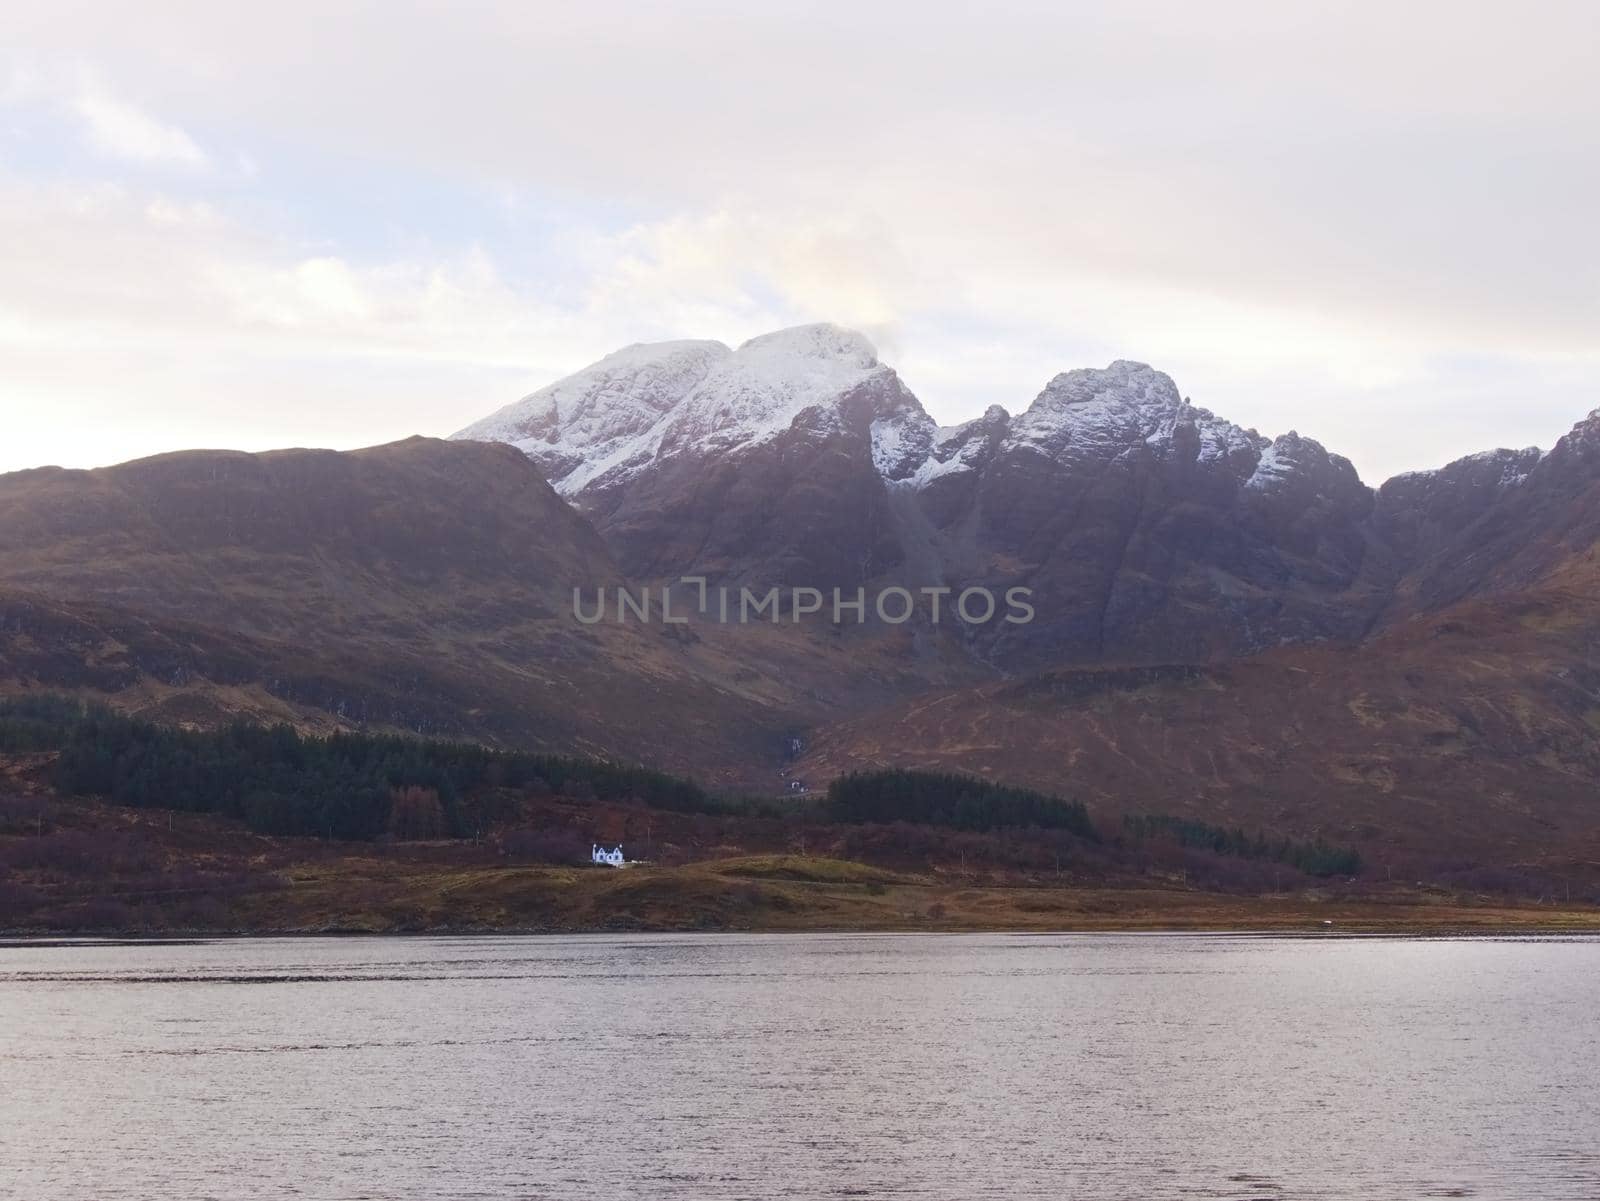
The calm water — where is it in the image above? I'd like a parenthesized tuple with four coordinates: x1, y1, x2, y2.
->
(2, 933, 1598, 1200)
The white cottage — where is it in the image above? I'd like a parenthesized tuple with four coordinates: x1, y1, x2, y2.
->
(591, 844, 625, 867)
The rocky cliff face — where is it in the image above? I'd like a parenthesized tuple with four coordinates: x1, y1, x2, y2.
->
(948, 365, 1382, 664)
(1374, 409, 1600, 619)
(457, 326, 927, 588)
(461, 326, 1536, 665)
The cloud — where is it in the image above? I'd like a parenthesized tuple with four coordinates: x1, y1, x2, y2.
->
(0, 181, 832, 471)
(70, 76, 207, 166)
(15, 2, 1593, 352)
(0, 179, 551, 360)
(580, 208, 925, 352)
(2, 58, 210, 168)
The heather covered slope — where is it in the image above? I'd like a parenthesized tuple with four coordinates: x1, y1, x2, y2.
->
(793, 568, 1600, 865)
(0, 436, 616, 641)
(0, 439, 773, 775)
(0, 438, 986, 782)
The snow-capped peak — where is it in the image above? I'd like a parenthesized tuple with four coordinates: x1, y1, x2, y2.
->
(1006, 360, 1263, 467)
(454, 333, 1329, 501)
(657, 323, 893, 458)
(453, 324, 917, 496)
(735, 322, 879, 369)
(451, 339, 729, 489)
(1550, 406, 1600, 460)
(1384, 444, 1545, 492)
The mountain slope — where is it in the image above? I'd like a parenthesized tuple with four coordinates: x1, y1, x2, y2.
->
(456, 330, 1400, 664)
(1375, 408, 1600, 620)
(0, 436, 616, 643)
(457, 327, 1600, 671)
(792, 573, 1600, 864)
(459, 324, 935, 587)
(0, 440, 769, 775)
(0, 437, 990, 781)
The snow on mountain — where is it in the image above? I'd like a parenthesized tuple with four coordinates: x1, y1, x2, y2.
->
(1244, 440, 1291, 491)
(1006, 360, 1264, 468)
(1462, 446, 1542, 488)
(870, 411, 937, 480)
(453, 324, 926, 495)
(898, 405, 1010, 488)
(656, 324, 898, 458)
(1383, 445, 1545, 500)
(456, 330, 1370, 500)
(1246, 432, 1320, 492)
(452, 339, 729, 490)
(1540, 405, 1600, 468)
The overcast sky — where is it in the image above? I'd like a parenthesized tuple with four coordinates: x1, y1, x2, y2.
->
(2, 1, 1597, 482)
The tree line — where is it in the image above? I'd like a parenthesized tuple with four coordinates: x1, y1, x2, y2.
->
(0, 695, 721, 840)
(1, 698, 1360, 876)
(1122, 813, 1362, 877)
(826, 769, 1099, 840)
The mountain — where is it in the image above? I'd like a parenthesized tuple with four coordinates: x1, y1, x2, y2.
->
(3, 327, 1598, 870)
(1373, 409, 1600, 621)
(0, 435, 987, 782)
(0, 437, 613, 644)
(452, 324, 1539, 666)
(460, 325, 932, 587)
(910, 362, 1383, 665)
(0, 439, 787, 778)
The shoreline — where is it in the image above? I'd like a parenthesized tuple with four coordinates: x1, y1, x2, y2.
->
(7, 928, 1600, 942)
(7, 905, 1600, 941)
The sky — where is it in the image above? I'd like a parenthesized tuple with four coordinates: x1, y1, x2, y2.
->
(1, 0, 1597, 483)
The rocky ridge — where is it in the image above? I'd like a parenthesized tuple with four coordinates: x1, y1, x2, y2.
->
(457, 323, 1581, 665)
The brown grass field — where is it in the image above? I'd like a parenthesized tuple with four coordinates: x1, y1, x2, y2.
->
(225, 855, 1600, 936)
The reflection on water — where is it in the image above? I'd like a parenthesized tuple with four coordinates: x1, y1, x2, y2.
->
(3, 933, 1598, 1199)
